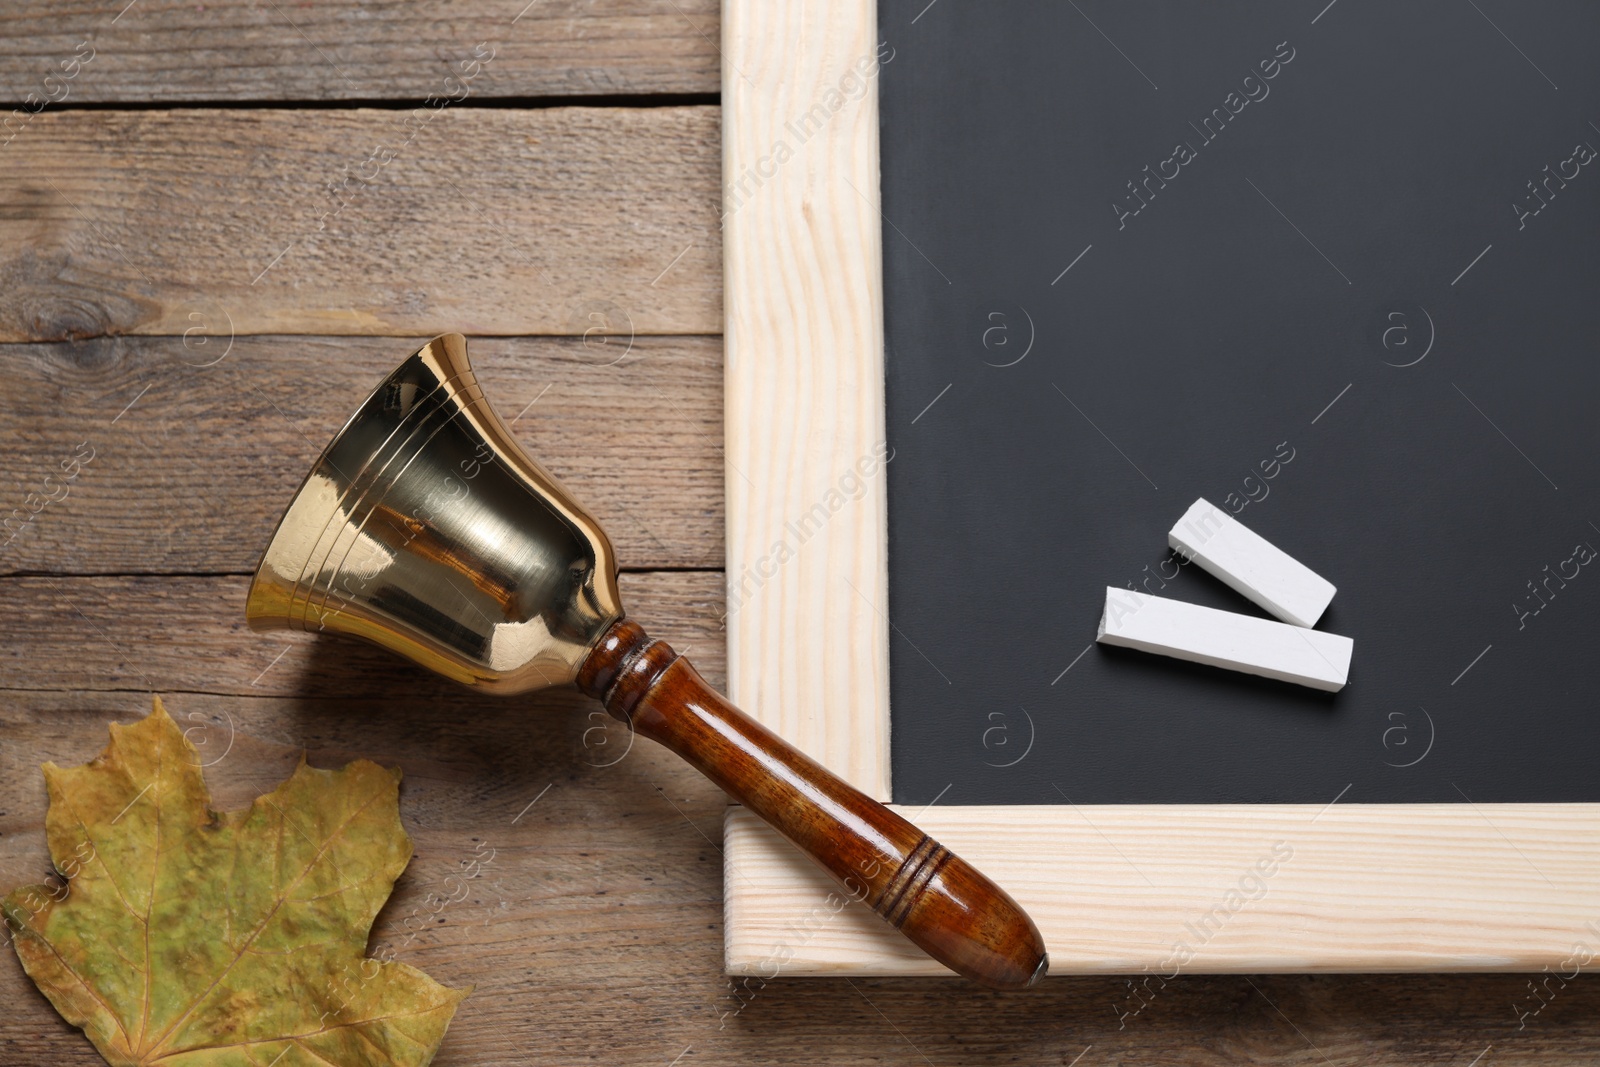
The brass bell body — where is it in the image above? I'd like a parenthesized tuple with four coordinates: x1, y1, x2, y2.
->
(246, 334, 623, 693)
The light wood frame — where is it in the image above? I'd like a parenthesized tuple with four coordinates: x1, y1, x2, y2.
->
(719, 0, 1600, 976)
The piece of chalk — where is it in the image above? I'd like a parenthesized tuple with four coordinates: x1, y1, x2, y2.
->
(1096, 587, 1352, 692)
(1168, 498, 1336, 628)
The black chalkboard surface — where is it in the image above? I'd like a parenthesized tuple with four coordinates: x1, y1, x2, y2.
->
(880, 0, 1600, 806)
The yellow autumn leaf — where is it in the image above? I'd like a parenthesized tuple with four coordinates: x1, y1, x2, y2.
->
(4, 697, 467, 1066)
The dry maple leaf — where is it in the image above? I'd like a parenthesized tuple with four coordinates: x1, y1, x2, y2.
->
(3, 697, 467, 1066)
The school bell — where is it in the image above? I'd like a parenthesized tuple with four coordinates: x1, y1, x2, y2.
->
(246, 334, 1047, 989)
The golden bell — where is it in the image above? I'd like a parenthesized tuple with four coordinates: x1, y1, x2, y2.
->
(245, 333, 622, 693)
(246, 334, 1048, 990)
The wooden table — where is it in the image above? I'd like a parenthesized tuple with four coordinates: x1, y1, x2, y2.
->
(0, 5, 1594, 1063)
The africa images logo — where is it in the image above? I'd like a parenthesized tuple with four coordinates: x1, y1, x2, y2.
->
(1111, 40, 1297, 230)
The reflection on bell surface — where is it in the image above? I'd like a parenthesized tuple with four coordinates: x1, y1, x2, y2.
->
(245, 334, 623, 693)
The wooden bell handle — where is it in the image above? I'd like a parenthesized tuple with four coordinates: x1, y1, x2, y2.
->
(576, 619, 1048, 989)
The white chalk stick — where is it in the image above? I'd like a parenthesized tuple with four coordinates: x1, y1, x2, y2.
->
(1096, 587, 1352, 692)
(1168, 498, 1336, 627)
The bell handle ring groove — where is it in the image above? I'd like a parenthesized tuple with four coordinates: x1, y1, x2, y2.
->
(578, 620, 1048, 990)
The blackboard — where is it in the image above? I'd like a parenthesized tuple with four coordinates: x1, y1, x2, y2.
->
(880, 0, 1600, 806)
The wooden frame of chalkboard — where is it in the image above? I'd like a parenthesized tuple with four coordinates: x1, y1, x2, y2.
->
(719, 0, 1600, 976)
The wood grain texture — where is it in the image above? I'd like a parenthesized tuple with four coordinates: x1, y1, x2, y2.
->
(727, 805, 1600, 975)
(0, 334, 723, 573)
(0, 570, 725, 699)
(579, 620, 1046, 989)
(0, 107, 720, 341)
(9, 688, 1600, 1065)
(0, 1, 718, 101)
(721, 0, 890, 798)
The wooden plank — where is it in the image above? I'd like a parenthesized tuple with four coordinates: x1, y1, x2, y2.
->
(0, 334, 724, 573)
(0, 687, 736, 1066)
(721, 0, 890, 798)
(0, 107, 720, 341)
(0, 570, 726, 699)
(10, 695, 1598, 1065)
(0, 1, 718, 102)
(726, 805, 1600, 975)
